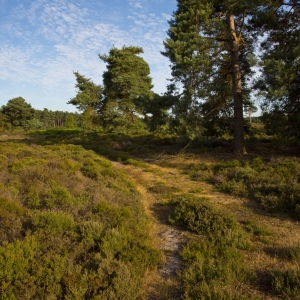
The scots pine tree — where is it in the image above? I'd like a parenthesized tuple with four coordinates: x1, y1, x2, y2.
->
(99, 46, 153, 134)
(1, 97, 34, 129)
(254, 1, 300, 139)
(68, 72, 103, 112)
(163, 0, 259, 154)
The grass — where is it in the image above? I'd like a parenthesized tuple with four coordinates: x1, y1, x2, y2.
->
(1, 130, 300, 299)
(182, 156, 300, 219)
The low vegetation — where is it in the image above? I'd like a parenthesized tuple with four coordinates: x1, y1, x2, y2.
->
(167, 194, 253, 298)
(1, 130, 300, 299)
(0, 141, 160, 299)
(184, 157, 300, 218)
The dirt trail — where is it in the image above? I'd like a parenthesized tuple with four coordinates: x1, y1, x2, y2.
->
(111, 160, 226, 299)
(112, 161, 193, 299)
(112, 159, 298, 300)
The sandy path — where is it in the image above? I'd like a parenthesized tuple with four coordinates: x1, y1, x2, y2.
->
(112, 161, 192, 299)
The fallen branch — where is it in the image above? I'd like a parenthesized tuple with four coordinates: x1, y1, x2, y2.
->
(144, 150, 165, 162)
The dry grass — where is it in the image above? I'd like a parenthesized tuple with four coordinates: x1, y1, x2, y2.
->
(158, 153, 300, 298)
(3, 131, 300, 299)
(115, 150, 300, 299)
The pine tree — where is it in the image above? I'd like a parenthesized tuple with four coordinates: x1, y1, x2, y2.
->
(68, 72, 103, 113)
(163, 0, 258, 154)
(0, 97, 34, 129)
(254, 1, 300, 139)
(99, 46, 153, 134)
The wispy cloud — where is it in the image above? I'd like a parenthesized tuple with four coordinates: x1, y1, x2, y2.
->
(0, 0, 174, 110)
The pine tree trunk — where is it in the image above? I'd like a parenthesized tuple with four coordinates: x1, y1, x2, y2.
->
(228, 14, 247, 155)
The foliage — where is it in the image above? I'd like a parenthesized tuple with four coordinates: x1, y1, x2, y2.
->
(24, 118, 43, 130)
(254, 1, 300, 141)
(65, 115, 75, 128)
(169, 194, 252, 298)
(162, 0, 258, 154)
(180, 239, 251, 300)
(0, 97, 81, 132)
(139, 92, 177, 133)
(68, 71, 103, 113)
(186, 157, 300, 218)
(169, 195, 237, 235)
(99, 46, 153, 134)
(33, 108, 81, 129)
(0, 97, 34, 129)
(0, 142, 160, 299)
(268, 270, 300, 298)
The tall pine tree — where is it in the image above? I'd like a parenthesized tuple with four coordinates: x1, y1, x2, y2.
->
(254, 1, 300, 140)
(99, 46, 153, 134)
(163, 0, 259, 154)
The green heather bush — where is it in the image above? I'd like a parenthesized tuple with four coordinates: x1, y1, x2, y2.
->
(0, 236, 37, 299)
(80, 158, 102, 180)
(78, 221, 104, 243)
(169, 195, 237, 235)
(191, 158, 300, 218)
(0, 142, 160, 299)
(269, 270, 300, 298)
(169, 194, 252, 298)
(181, 239, 249, 300)
(44, 182, 74, 209)
(0, 197, 25, 244)
(32, 210, 75, 233)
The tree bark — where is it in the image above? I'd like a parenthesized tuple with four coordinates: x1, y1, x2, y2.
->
(228, 14, 247, 155)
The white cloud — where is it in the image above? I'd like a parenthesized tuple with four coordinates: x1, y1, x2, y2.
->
(0, 0, 175, 110)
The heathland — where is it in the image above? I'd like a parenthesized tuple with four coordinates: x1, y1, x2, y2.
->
(1, 129, 300, 299)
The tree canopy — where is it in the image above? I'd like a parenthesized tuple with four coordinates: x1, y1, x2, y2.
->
(162, 0, 258, 154)
(68, 71, 103, 112)
(0, 97, 34, 129)
(254, 1, 300, 139)
(161, 0, 300, 151)
(99, 46, 153, 133)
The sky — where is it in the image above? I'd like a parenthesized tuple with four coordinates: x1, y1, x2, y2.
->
(0, 0, 177, 112)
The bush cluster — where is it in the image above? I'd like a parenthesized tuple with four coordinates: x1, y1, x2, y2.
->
(186, 158, 300, 218)
(168, 195, 253, 299)
(0, 142, 160, 299)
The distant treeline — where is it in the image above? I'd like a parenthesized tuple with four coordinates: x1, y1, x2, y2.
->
(0, 97, 82, 131)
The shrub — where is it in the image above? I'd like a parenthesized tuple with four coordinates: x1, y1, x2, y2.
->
(206, 157, 300, 218)
(0, 236, 37, 298)
(169, 195, 237, 235)
(169, 194, 252, 298)
(270, 270, 300, 298)
(0, 141, 160, 298)
(0, 197, 25, 243)
(80, 159, 102, 180)
(32, 211, 75, 233)
(180, 238, 250, 299)
(44, 182, 74, 209)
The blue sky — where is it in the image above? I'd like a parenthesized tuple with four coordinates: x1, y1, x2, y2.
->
(0, 0, 177, 112)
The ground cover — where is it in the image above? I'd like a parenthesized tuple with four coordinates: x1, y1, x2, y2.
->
(1, 130, 300, 299)
(0, 140, 160, 299)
